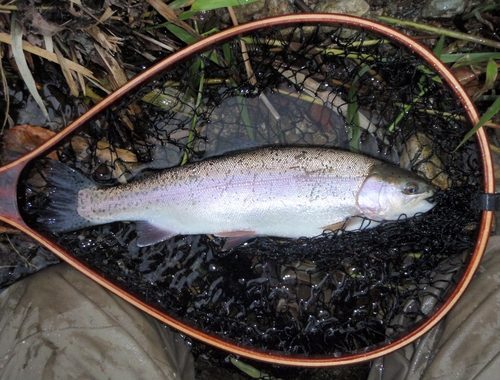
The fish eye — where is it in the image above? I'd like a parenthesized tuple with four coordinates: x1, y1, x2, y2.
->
(403, 182, 419, 195)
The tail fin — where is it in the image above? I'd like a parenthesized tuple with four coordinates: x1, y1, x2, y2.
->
(38, 160, 98, 233)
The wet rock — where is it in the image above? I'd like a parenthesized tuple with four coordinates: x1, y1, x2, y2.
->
(314, 0, 370, 18)
(266, 0, 296, 17)
(422, 0, 465, 19)
(216, 0, 295, 24)
(400, 133, 449, 189)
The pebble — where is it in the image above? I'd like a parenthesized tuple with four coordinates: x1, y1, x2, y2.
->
(314, 0, 371, 17)
(422, 0, 466, 19)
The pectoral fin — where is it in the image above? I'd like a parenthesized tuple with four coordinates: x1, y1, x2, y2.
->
(215, 230, 257, 250)
(322, 221, 347, 232)
(135, 221, 178, 247)
(322, 216, 378, 233)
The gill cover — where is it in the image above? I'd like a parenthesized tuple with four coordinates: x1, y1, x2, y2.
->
(356, 163, 435, 220)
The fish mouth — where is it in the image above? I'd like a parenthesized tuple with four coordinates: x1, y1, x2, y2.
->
(424, 189, 440, 204)
(424, 193, 435, 203)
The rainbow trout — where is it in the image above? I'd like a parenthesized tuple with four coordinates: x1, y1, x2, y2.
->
(38, 147, 436, 249)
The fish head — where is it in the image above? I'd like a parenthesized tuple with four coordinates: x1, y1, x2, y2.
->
(357, 163, 436, 221)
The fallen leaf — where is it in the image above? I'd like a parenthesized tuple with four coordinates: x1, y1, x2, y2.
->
(1, 125, 58, 163)
(86, 25, 123, 53)
(71, 135, 138, 163)
(55, 45, 80, 97)
(452, 66, 479, 86)
(93, 43, 128, 88)
(23, 6, 65, 37)
(146, 0, 200, 40)
(71, 136, 138, 184)
(0, 222, 21, 235)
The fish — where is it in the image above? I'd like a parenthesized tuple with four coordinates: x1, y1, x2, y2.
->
(38, 147, 436, 249)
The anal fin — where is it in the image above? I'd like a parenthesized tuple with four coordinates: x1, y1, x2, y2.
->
(215, 230, 257, 251)
(135, 221, 178, 247)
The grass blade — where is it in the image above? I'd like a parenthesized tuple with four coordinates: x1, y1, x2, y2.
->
(457, 95, 500, 149)
(378, 16, 500, 49)
(10, 13, 49, 120)
(178, 0, 260, 19)
(347, 64, 372, 152)
(168, 0, 193, 10)
(165, 23, 198, 45)
(0, 51, 10, 133)
(440, 52, 500, 66)
(485, 58, 498, 91)
(433, 35, 445, 56)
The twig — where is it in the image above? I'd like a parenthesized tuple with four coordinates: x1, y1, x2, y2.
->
(293, 0, 312, 13)
(132, 31, 177, 52)
(5, 235, 37, 269)
(279, 68, 374, 134)
(490, 144, 500, 155)
(227, 6, 280, 122)
(227, 7, 255, 86)
(0, 4, 53, 13)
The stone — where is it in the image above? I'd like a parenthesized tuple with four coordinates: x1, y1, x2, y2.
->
(216, 0, 295, 25)
(314, 0, 371, 18)
(422, 0, 466, 19)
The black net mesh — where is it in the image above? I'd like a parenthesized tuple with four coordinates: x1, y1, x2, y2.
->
(20, 23, 480, 358)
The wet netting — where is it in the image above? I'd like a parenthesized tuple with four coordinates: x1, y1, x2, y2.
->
(21, 23, 480, 357)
